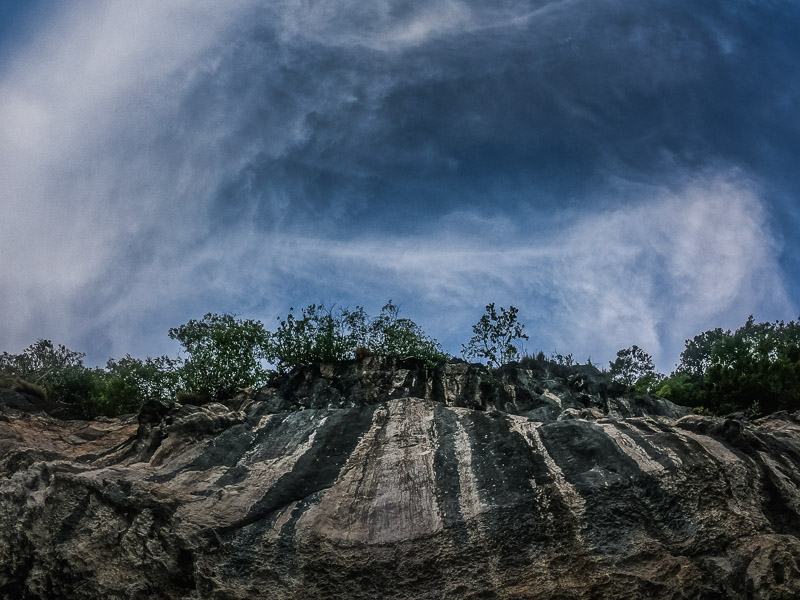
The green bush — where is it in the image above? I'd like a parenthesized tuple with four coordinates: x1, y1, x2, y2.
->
(633, 371, 665, 394)
(169, 313, 271, 400)
(609, 345, 657, 389)
(366, 301, 447, 367)
(0, 339, 85, 384)
(88, 355, 180, 415)
(462, 304, 528, 369)
(657, 315, 800, 414)
(4, 308, 794, 419)
(268, 304, 353, 370)
(0, 339, 95, 407)
(655, 372, 704, 406)
(701, 316, 800, 413)
(268, 301, 448, 372)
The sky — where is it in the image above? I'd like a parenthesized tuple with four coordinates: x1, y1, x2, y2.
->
(1, 0, 799, 372)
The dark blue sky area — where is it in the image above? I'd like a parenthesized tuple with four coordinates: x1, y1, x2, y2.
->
(1, 0, 798, 370)
(0, 1, 45, 57)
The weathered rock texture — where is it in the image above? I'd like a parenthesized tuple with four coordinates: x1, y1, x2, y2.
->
(2, 358, 800, 599)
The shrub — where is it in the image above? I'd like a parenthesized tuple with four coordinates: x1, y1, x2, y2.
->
(633, 371, 665, 394)
(268, 301, 448, 372)
(609, 345, 657, 389)
(0, 339, 85, 384)
(366, 301, 447, 366)
(89, 355, 180, 415)
(462, 304, 528, 369)
(268, 304, 352, 370)
(657, 315, 800, 414)
(0, 339, 94, 407)
(678, 328, 729, 378)
(48, 366, 97, 406)
(169, 313, 271, 400)
(551, 352, 574, 367)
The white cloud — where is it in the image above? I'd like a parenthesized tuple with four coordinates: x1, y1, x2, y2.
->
(216, 173, 789, 370)
(0, 2, 262, 346)
(272, 0, 476, 50)
(0, 1, 794, 372)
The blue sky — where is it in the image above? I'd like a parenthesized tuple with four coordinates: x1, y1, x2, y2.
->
(1, 0, 799, 371)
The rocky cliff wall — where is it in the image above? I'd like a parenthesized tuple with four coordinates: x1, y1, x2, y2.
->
(1, 360, 799, 599)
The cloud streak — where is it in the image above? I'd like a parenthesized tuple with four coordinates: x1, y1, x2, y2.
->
(232, 172, 787, 370)
(1, 0, 798, 370)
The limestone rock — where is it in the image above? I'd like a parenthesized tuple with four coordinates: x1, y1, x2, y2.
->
(1, 361, 799, 599)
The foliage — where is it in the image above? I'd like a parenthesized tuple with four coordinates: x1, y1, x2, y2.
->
(268, 304, 353, 370)
(4, 308, 796, 419)
(268, 301, 448, 372)
(0, 339, 85, 383)
(608, 345, 657, 389)
(0, 339, 184, 416)
(50, 366, 97, 406)
(551, 352, 574, 367)
(703, 316, 800, 413)
(88, 355, 180, 415)
(633, 371, 665, 394)
(658, 316, 800, 414)
(0, 339, 92, 405)
(365, 301, 447, 366)
(677, 328, 728, 378)
(169, 313, 271, 400)
(655, 372, 703, 405)
(462, 304, 529, 369)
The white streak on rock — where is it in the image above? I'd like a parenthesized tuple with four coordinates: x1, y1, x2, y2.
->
(542, 390, 563, 409)
(594, 421, 665, 473)
(678, 430, 740, 464)
(174, 421, 322, 528)
(449, 408, 482, 521)
(507, 416, 586, 516)
(678, 429, 763, 524)
(626, 419, 684, 467)
(300, 398, 443, 544)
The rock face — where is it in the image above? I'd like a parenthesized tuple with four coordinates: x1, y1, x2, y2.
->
(1, 358, 800, 599)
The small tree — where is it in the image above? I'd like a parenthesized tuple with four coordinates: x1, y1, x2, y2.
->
(0, 339, 94, 405)
(0, 339, 85, 383)
(89, 355, 180, 415)
(677, 328, 729, 378)
(367, 301, 447, 365)
(268, 304, 352, 372)
(609, 345, 657, 389)
(169, 313, 271, 400)
(267, 301, 448, 372)
(462, 304, 528, 369)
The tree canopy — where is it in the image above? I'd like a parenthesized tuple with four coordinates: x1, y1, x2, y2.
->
(2, 308, 798, 418)
(657, 316, 800, 414)
(461, 304, 528, 369)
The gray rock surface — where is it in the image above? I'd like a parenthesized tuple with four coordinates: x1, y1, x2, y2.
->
(1, 359, 799, 599)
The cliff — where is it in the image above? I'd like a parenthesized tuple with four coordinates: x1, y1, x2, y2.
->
(1, 358, 799, 599)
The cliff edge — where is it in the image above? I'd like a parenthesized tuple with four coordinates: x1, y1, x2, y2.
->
(1, 358, 799, 599)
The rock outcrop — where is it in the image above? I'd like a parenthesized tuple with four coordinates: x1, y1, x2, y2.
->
(1, 358, 799, 599)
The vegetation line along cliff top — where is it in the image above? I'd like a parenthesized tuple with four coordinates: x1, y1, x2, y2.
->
(2, 302, 799, 419)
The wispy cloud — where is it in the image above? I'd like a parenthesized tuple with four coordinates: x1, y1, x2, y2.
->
(1, 1, 797, 370)
(231, 172, 788, 370)
(63, 169, 787, 369)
